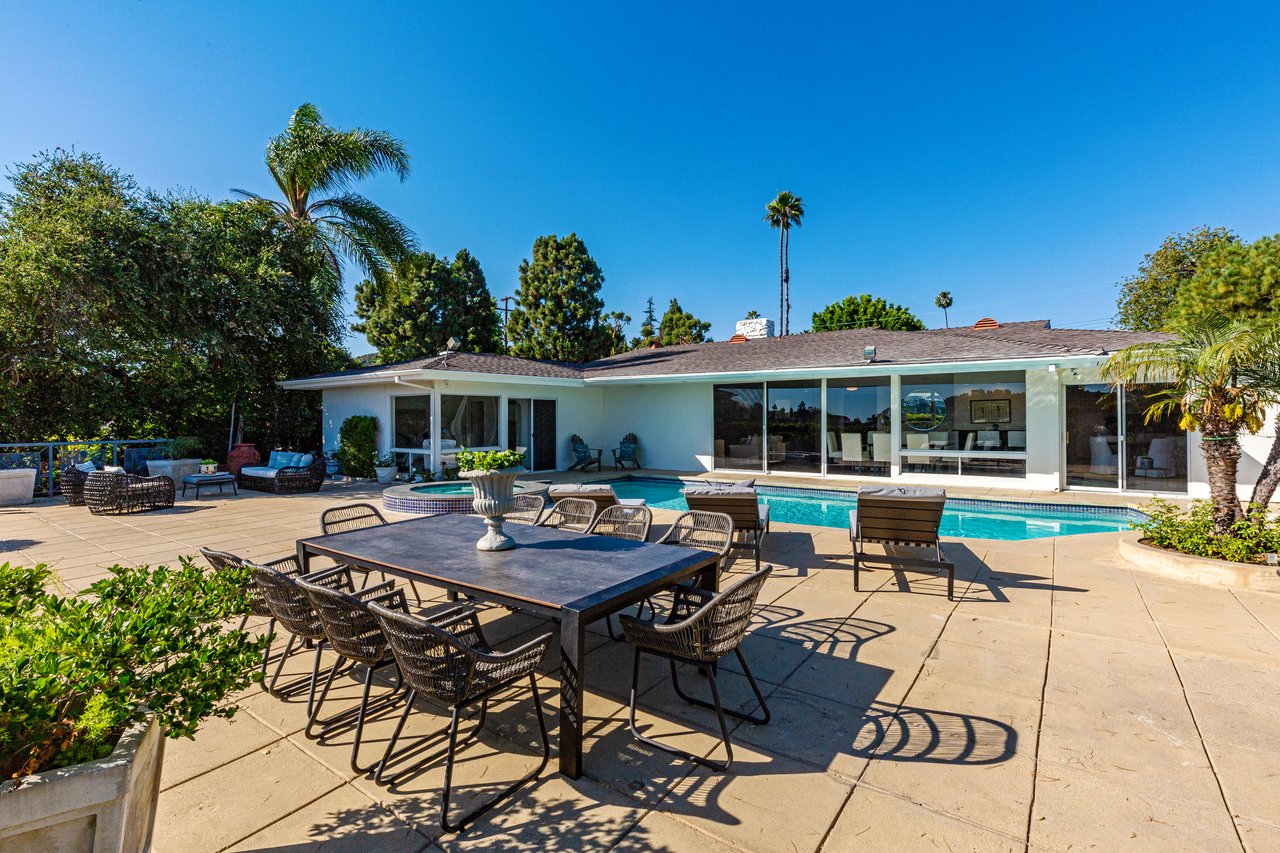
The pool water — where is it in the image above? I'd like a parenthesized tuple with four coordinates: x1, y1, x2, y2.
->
(601, 477, 1140, 541)
(409, 483, 475, 496)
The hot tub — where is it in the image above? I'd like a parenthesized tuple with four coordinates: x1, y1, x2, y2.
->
(382, 480, 547, 515)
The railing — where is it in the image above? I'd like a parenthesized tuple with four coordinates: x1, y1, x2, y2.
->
(0, 439, 172, 498)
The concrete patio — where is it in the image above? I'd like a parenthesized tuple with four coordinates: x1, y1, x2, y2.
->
(3, 480, 1278, 852)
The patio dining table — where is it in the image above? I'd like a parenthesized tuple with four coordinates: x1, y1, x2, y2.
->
(295, 513, 719, 779)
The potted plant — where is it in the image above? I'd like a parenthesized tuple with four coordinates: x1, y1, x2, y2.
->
(373, 452, 398, 484)
(198, 458, 218, 475)
(456, 448, 527, 551)
(0, 560, 265, 852)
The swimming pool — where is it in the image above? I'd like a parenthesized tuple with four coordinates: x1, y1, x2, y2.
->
(600, 477, 1142, 541)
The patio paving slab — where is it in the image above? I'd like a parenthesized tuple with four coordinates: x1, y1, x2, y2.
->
(225, 785, 430, 853)
(823, 785, 1025, 852)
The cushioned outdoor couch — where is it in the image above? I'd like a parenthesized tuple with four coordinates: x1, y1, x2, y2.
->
(238, 451, 326, 495)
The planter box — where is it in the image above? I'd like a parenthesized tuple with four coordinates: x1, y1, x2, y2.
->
(0, 469, 36, 506)
(0, 715, 164, 853)
(374, 466, 398, 484)
(146, 459, 201, 486)
(1119, 533, 1280, 593)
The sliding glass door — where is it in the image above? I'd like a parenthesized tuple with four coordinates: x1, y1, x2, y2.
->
(1063, 383, 1186, 492)
(713, 383, 765, 471)
(767, 380, 822, 473)
(507, 397, 557, 471)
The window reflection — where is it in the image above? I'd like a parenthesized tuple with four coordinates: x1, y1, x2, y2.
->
(900, 371, 1027, 477)
(767, 381, 822, 473)
(826, 379, 891, 475)
(714, 383, 764, 470)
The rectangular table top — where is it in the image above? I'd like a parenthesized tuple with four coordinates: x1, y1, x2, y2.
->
(182, 472, 235, 483)
(298, 514, 714, 614)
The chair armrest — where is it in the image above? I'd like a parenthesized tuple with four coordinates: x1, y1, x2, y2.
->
(472, 631, 553, 680)
(306, 565, 355, 591)
(264, 555, 304, 576)
(849, 510, 857, 542)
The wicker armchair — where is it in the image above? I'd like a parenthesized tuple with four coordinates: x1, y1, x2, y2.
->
(620, 566, 773, 770)
(506, 493, 548, 526)
(656, 510, 734, 576)
(588, 504, 655, 639)
(320, 503, 421, 602)
(62, 464, 93, 506)
(368, 602, 552, 832)
(201, 548, 301, 677)
(239, 453, 326, 495)
(84, 470, 175, 515)
(539, 496, 597, 532)
(252, 563, 358, 716)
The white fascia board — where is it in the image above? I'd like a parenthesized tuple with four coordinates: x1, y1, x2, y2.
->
(581, 354, 1109, 385)
(279, 369, 586, 391)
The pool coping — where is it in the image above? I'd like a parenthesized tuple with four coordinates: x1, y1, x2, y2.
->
(382, 480, 548, 516)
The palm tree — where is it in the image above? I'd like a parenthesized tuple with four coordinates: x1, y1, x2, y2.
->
(935, 291, 953, 327)
(1101, 316, 1277, 535)
(1218, 320, 1280, 512)
(233, 103, 416, 286)
(764, 192, 805, 335)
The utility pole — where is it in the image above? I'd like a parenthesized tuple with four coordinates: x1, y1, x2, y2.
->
(499, 296, 515, 353)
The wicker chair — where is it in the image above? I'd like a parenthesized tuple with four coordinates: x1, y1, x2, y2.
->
(320, 503, 421, 603)
(297, 579, 467, 775)
(506, 493, 548, 526)
(201, 547, 301, 678)
(620, 566, 773, 771)
(62, 464, 94, 506)
(368, 602, 552, 832)
(84, 470, 175, 515)
(539, 496, 597, 532)
(683, 487, 771, 570)
(588, 504, 655, 638)
(656, 510, 734, 575)
(251, 563, 357, 717)
(239, 454, 326, 495)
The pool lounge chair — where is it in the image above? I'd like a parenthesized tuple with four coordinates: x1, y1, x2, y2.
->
(682, 485, 770, 571)
(547, 483, 646, 514)
(849, 485, 953, 600)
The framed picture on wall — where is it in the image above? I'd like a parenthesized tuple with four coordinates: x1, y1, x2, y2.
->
(970, 399, 1011, 424)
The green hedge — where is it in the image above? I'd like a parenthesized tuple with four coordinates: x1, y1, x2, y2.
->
(336, 415, 379, 479)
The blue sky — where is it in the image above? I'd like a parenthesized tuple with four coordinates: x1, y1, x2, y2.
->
(5, 2, 1280, 352)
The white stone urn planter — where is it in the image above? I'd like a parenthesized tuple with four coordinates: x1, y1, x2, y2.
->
(0, 714, 164, 853)
(146, 458, 201, 486)
(374, 466, 398, 484)
(0, 468, 36, 506)
(461, 466, 525, 551)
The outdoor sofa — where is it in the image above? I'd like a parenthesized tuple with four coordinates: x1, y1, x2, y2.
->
(84, 469, 175, 515)
(239, 451, 326, 494)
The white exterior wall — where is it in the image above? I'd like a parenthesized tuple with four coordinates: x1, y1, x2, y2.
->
(1024, 366, 1062, 491)
(601, 382, 715, 471)
(321, 384, 393, 455)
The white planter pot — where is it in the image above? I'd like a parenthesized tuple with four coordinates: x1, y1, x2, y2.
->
(461, 467, 525, 551)
(374, 466, 398, 484)
(0, 714, 164, 853)
(146, 459, 201, 486)
(0, 469, 36, 506)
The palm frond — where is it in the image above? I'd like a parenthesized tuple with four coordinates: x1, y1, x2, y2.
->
(308, 193, 416, 262)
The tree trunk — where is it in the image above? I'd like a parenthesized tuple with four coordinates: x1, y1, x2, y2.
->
(1201, 432, 1243, 535)
(782, 227, 791, 335)
(1248, 412, 1280, 512)
(778, 230, 785, 335)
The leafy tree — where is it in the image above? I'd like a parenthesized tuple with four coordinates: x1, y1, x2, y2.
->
(233, 102, 415, 289)
(353, 248, 501, 362)
(1115, 226, 1237, 331)
(764, 191, 805, 335)
(603, 310, 632, 355)
(658, 299, 712, 345)
(1170, 234, 1280, 325)
(811, 294, 925, 332)
(935, 291, 953, 327)
(630, 297, 659, 348)
(744, 309, 760, 319)
(506, 233, 614, 362)
(1102, 316, 1278, 535)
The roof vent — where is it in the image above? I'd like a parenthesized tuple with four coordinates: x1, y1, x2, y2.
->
(728, 333, 749, 344)
(972, 317, 1000, 330)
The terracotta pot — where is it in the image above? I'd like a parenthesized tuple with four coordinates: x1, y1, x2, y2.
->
(460, 467, 525, 551)
(226, 443, 260, 477)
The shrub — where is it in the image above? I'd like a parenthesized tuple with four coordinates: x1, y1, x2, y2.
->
(0, 560, 265, 780)
(456, 448, 527, 472)
(1136, 499, 1280, 563)
(337, 415, 379, 479)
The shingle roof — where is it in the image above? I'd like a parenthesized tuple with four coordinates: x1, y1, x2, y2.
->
(289, 321, 1169, 384)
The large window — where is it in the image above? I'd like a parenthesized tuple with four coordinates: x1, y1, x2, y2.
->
(441, 395, 499, 448)
(767, 381, 822, 473)
(714, 383, 764, 471)
(392, 395, 431, 448)
(899, 371, 1027, 478)
(825, 378, 891, 475)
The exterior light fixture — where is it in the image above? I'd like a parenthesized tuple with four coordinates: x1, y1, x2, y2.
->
(446, 337, 461, 352)
(863, 345, 876, 362)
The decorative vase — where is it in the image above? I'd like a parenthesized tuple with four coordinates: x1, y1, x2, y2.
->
(461, 467, 524, 552)
(199, 464, 217, 475)
(227, 443, 260, 477)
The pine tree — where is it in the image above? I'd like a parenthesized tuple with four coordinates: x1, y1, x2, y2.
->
(658, 298, 713, 345)
(631, 296, 659, 348)
(506, 233, 614, 362)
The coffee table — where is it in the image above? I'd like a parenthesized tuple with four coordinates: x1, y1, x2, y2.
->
(181, 472, 237, 498)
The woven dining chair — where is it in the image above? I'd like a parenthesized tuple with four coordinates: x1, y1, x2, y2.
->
(368, 602, 552, 832)
(320, 503, 421, 603)
(297, 578, 468, 775)
(201, 547, 301, 678)
(656, 510, 735, 575)
(251, 562, 356, 717)
(538, 496, 597, 532)
(587, 504, 655, 639)
(620, 565, 773, 771)
(506, 493, 548, 526)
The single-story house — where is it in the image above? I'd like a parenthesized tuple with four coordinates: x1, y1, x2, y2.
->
(280, 318, 1274, 500)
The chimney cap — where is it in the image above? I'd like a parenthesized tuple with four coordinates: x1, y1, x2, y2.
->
(972, 317, 1000, 330)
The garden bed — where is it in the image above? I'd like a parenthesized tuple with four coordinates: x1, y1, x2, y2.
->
(1119, 533, 1280, 593)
